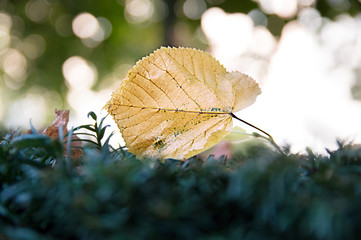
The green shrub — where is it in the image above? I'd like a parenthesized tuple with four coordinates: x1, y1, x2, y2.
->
(1, 114, 361, 239)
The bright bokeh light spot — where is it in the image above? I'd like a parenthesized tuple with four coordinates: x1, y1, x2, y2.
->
(0, 94, 3, 121)
(125, 0, 154, 23)
(250, 21, 361, 152)
(298, 0, 316, 6)
(273, 0, 297, 18)
(0, 12, 12, 30)
(0, 12, 12, 50)
(25, 0, 50, 23)
(1, 49, 27, 83)
(248, 9, 268, 26)
(67, 89, 111, 123)
(243, 19, 361, 153)
(98, 17, 112, 39)
(202, 7, 275, 74)
(5, 93, 47, 129)
(22, 34, 46, 59)
(62, 56, 97, 90)
(72, 13, 99, 39)
(1, 86, 63, 129)
(81, 17, 112, 48)
(183, 0, 207, 20)
(251, 26, 277, 57)
(298, 8, 322, 32)
(29, 86, 63, 114)
(202, 8, 254, 60)
(320, 14, 361, 78)
(72, 13, 112, 47)
(257, 0, 298, 18)
(320, 14, 360, 66)
(202, 6, 361, 153)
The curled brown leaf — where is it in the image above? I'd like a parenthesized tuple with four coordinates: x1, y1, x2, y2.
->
(42, 109, 82, 159)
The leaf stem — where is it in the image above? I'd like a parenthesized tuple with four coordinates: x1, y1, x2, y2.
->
(229, 113, 285, 156)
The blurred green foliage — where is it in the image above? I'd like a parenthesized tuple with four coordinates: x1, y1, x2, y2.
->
(2, 112, 361, 239)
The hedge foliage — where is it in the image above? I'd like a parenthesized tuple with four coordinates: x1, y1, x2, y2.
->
(1, 114, 361, 240)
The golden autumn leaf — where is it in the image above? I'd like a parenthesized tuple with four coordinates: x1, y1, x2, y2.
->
(106, 47, 261, 160)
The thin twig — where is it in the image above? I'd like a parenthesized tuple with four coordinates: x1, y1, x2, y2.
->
(229, 113, 286, 156)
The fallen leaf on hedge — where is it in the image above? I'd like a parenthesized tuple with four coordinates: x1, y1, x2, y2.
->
(106, 47, 261, 160)
(42, 109, 69, 138)
(42, 109, 82, 159)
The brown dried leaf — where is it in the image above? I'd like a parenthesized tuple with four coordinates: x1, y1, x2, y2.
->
(42, 109, 82, 159)
(42, 109, 69, 138)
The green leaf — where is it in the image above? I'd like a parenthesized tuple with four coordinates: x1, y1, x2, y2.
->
(28, 120, 38, 134)
(12, 135, 52, 149)
(223, 126, 250, 142)
(87, 111, 97, 121)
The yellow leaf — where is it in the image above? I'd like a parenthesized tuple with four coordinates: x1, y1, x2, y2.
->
(106, 47, 261, 160)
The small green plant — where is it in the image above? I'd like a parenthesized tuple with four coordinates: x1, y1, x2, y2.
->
(72, 111, 113, 150)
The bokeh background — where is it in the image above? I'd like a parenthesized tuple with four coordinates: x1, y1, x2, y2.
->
(1, 0, 361, 153)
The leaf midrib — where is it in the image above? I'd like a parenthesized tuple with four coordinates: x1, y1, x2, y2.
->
(115, 104, 231, 115)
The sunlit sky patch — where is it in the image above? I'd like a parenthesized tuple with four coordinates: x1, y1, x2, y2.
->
(201, 6, 361, 153)
(6, 92, 47, 128)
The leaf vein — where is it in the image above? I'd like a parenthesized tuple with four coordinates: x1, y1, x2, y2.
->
(122, 86, 146, 106)
(120, 109, 160, 132)
(183, 115, 230, 153)
(129, 80, 161, 108)
(135, 71, 177, 108)
(166, 50, 228, 110)
(152, 53, 202, 111)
